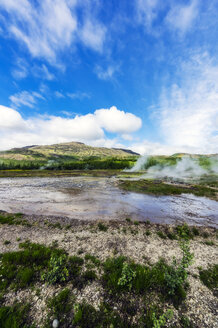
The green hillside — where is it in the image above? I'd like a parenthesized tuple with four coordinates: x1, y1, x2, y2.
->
(0, 141, 139, 161)
(0, 142, 139, 170)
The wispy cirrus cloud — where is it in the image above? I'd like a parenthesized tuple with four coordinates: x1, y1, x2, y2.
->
(54, 90, 91, 100)
(135, 0, 200, 35)
(165, 0, 199, 34)
(156, 52, 218, 154)
(67, 91, 91, 100)
(11, 58, 28, 79)
(0, 0, 107, 65)
(95, 64, 120, 80)
(9, 90, 45, 108)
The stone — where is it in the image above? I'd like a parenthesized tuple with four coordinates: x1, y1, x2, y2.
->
(52, 319, 59, 328)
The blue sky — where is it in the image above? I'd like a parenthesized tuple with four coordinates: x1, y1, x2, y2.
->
(0, 0, 217, 154)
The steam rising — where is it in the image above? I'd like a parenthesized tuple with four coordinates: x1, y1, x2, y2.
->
(128, 154, 218, 181)
(145, 157, 206, 179)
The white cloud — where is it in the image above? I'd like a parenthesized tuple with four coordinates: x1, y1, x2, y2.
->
(0, 0, 107, 64)
(11, 58, 28, 79)
(79, 19, 106, 52)
(136, 0, 161, 30)
(95, 64, 119, 80)
(9, 90, 45, 108)
(0, 105, 24, 129)
(94, 106, 142, 134)
(67, 92, 91, 100)
(32, 64, 55, 81)
(128, 140, 180, 156)
(0, 105, 142, 150)
(166, 0, 199, 33)
(55, 91, 65, 99)
(156, 53, 218, 154)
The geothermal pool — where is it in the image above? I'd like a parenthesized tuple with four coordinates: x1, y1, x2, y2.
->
(0, 176, 217, 227)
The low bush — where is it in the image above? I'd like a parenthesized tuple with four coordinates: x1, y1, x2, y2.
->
(73, 302, 126, 328)
(98, 222, 108, 232)
(199, 264, 218, 294)
(47, 288, 73, 317)
(0, 302, 34, 328)
(157, 231, 167, 239)
(41, 254, 69, 284)
(103, 239, 193, 306)
(0, 242, 84, 291)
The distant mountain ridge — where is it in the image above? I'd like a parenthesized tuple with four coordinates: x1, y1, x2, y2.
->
(0, 141, 139, 161)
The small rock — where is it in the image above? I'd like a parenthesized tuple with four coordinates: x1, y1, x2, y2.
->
(52, 319, 59, 328)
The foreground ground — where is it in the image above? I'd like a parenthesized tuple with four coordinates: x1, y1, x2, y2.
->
(0, 211, 217, 328)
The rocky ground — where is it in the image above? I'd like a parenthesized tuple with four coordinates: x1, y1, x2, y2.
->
(0, 212, 217, 328)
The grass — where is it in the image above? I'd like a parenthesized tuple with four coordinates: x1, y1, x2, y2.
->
(157, 231, 167, 239)
(0, 229, 215, 327)
(3, 240, 11, 245)
(0, 242, 85, 291)
(204, 240, 215, 246)
(84, 254, 101, 267)
(98, 222, 108, 232)
(199, 264, 218, 295)
(103, 239, 193, 307)
(0, 302, 34, 328)
(119, 179, 217, 199)
(0, 213, 32, 227)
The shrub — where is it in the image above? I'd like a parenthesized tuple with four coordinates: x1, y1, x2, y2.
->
(41, 254, 69, 284)
(166, 232, 177, 240)
(199, 264, 218, 292)
(98, 222, 108, 232)
(0, 242, 65, 290)
(176, 224, 193, 240)
(202, 231, 209, 238)
(84, 254, 100, 267)
(192, 227, 200, 236)
(180, 315, 194, 328)
(47, 288, 73, 317)
(157, 231, 167, 239)
(3, 240, 10, 245)
(204, 240, 215, 246)
(164, 239, 193, 299)
(17, 267, 34, 287)
(73, 302, 125, 328)
(118, 262, 136, 291)
(82, 270, 97, 282)
(0, 302, 34, 328)
(152, 309, 174, 328)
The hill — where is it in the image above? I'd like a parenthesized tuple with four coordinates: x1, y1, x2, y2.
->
(0, 141, 139, 161)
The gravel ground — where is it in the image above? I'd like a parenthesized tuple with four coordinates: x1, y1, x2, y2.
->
(0, 213, 217, 327)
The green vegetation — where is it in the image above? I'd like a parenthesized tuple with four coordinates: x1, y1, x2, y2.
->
(103, 239, 193, 306)
(0, 157, 136, 170)
(0, 213, 31, 227)
(0, 302, 34, 328)
(98, 222, 108, 232)
(0, 242, 84, 291)
(3, 240, 11, 245)
(119, 179, 217, 199)
(199, 264, 218, 294)
(0, 227, 216, 327)
(152, 309, 174, 328)
(180, 315, 194, 328)
(204, 240, 215, 246)
(157, 231, 167, 239)
(41, 254, 69, 284)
